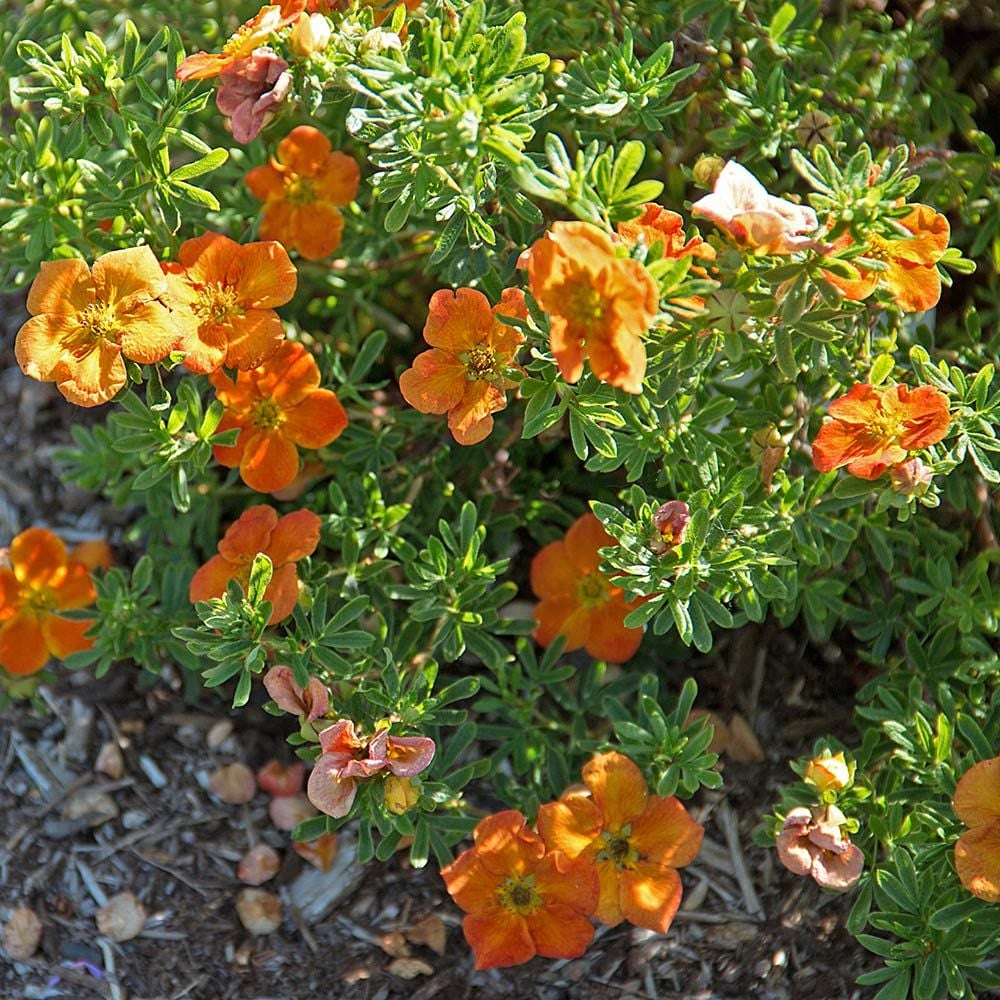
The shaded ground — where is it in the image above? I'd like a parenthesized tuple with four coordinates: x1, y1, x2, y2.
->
(0, 298, 878, 1000)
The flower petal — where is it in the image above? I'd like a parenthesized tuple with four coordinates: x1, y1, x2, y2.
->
(384, 735, 435, 777)
(629, 795, 704, 868)
(189, 554, 238, 604)
(276, 125, 332, 173)
(462, 911, 535, 970)
(583, 751, 648, 831)
(954, 820, 1000, 903)
(584, 595, 643, 664)
(239, 429, 300, 493)
(41, 614, 95, 660)
(953, 757, 1000, 829)
(530, 540, 576, 600)
(285, 203, 345, 261)
(532, 851, 600, 915)
(811, 841, 864, 891)
(422, 288, 494, 352)
(448, 381, 503, 445)
(565, 513, 613, 575)
(306, 755, 357, 817)
(55, 340, 127, 407)
(0, 613, 49, 675)
(282, 390, 348, 449)
(230, 241, 297, 310)
(92, 246, 168, 309)
(399, 350, 467, 415)
(440, 848, 506, 914)
(533, 595, 590, 652)
(263, 665, 307, 715)
(619, 860, 683, 932)
(118, 301, 179, 364)
(537, 795, 603, 861)
(27, 258, 95, 316)
(262, 561, 302, 623)
(472, 810, 545, 880)
(10, 528, 69, 586)
(245, 164, 284, 202)
(266, 509, 322, 565)
(527, 903, 595, 960)
(223, 309, 286, 372)
(313, 151, 360, 206)
(218, 506, 279, 563)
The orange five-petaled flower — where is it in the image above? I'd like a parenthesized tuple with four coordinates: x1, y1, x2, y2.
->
(164, 232, 297, 374)
(441, 810, 599, 969)
(188, 505, 321, 623)
(15, 247, 178, 407)
(526, 221, 658, 394)
(398, 287, 527, 445)
(246, 126, 360, 261)
(952, 757, 1000, 903)
(537, 751, 703, 932)
(210, 340, 348, 493)
(811, 383, 950, 480)
(176, 5, 296, 81)
(530, 513, 645, 663)
(824, 205, 950, 314)
(0, 528, 109, 676)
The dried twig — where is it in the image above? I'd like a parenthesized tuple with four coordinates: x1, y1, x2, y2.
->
(717, 802, 764, 917)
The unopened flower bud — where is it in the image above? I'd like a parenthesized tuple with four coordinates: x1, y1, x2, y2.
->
(692, 154, 725, 189)
(796, 109, 834, 149)
(290, 13, 332, 58)
(803, 750, 852, 793)
(384, 775, 419, 815)
(890, 458, 933, 497)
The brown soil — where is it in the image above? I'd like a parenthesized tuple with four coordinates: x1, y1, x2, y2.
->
(0, 299, 876, 1000)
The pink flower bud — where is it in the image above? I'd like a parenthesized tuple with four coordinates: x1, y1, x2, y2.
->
(216, 48, 291, 144)
(890, 458, 933, 497)
(653, 500, 691, 550)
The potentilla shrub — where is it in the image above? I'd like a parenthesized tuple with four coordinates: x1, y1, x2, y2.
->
(1, 0, 998, 988)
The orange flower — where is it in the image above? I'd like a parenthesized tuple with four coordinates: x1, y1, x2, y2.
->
(953, 757, 1000, 903)
(530, 513, 644, 663)
(188, 505, 320, 624)
(176, 5, 296, 81)
(823, 205, 950, 313)
(164, 232, 297, 374)
(525, 222, 658, 394)
(0, 528, 105, 676)
(441, 810, 599, 969)
(398, 288, 527, 445)
(537, 752, 703, 932)
(616, 204, 715, 269)
(209, 340, 347, 493)
(811, 383, 950, 481)
(15, 248, 178, 407)
(803, 751, 852, 794)
(246, 127, 360, 261)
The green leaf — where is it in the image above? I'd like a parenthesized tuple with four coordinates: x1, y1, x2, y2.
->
(769, 2, 796, 43)
(168, 147, 228, 182)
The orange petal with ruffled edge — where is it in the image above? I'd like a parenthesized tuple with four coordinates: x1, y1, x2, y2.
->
(954, 821, 1000, 903)
(189, 554, 239, 604)
(629, 795, 703, 868)
(593, 859, 625, 925)
(313, 152, 360, 207)
(306, 755, 357, 817)
(276, 125, 332, 175)
(583, 751, 648, 831)
(92, 246, 167, 309)
(586, 324, 647, 394)
(532, 850, 600, 915)
(55, 339, 127, 407)
(399, 350, 467, 415)
(619, 860, 683, 932)
(448, 381, 503, 445)
(896, 385, 950, 450)
(811, 841, 864, 891)
(233, 241, 298, 310)
(283, 390, 348, 449)
(239, 430, 300, 493)
(288, 204, 345, 261)
(0, 614, 49, 675)
(42, 614, 94, 660)
(246, 164, 284, 202)
(527, 903, 595, 960)
(266, 509, 322, 565)
(10, 528, 69, 586)
(537, 793, 603, 862)
(26, 258, 95, 316)
(953, 758, 1000, 829)
(462, 911, 535, 970)
(49, 561, 97, 611)
(883, 260, 941, 313)
(211, 412, 247, 469)
(440, 846, 507, 914)
(530, 540, 575, 600)
(70, 540, 112, 572)
(473, 811, 546, 880)
(548, 314, 586, 385)
(224, 310, 286, 372)
(218, 506, 278, 563)
(533, 595, 591, 651)
(423, 288, 494, 353)
(584, 596, 643, 663)
(893, 205, 950, 264)
(565, 514, 613, 575)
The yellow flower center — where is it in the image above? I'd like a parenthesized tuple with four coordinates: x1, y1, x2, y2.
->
(76, 301, 120, 344)
(194, 283, 242, 326)
(222, 19, 260, 58)
(598, 828, 640, 870)
(252, 398, 285, 430)
(285, 176, 316, 206)
(575, 571, 610, 608)
(22, 583, 58, 617)
(566, 280, 605, 330)
(497, 876, 543, 916)
(461, 345, 498, 381)
(868, 407, 905, 444)
(864, 234, 894, 263)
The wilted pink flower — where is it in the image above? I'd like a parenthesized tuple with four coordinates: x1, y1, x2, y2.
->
(692, 162, 821, 255)
(216, 48, 291, 144)
(263, 665, 329, 723)
(307, 720, 435, 819)
(890, 458, 933, 497)
(776, 806, 864, 891)
(653, 501, 691, 550)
